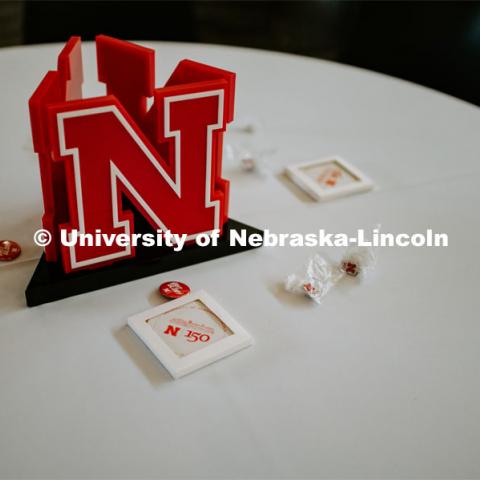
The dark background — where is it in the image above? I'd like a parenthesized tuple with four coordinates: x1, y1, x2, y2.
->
(2, 0, 480, 105)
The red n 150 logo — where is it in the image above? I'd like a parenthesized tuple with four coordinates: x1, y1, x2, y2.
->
(164, 325, 211, 343)
(29, 35, 235, 273)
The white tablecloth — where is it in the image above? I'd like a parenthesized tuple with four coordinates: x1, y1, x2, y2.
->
(1, 41, 479, 479)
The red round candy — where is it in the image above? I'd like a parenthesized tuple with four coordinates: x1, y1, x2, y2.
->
(159, 281, 190, 299)
(0, 240, 21, 261)
(342, 261, 359, 277)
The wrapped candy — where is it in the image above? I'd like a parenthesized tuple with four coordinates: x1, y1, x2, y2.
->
(285, 247, 376, 304)
(223, 115, 275, 177)
(224, 143, 271, 176)
(285, 254, 343, 304)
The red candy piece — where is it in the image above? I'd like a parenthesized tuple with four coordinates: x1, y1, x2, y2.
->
(0, 240, 21, 261)
(342, 261, 359, 277)
(159, 281, 191, 299)
(303, 282, 317, 294)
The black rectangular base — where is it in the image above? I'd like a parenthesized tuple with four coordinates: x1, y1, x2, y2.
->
(25, 219, 263, 307)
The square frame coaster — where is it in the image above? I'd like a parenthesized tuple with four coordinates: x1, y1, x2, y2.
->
(285, 156, 374, 201)
(128, 290, 253, 379)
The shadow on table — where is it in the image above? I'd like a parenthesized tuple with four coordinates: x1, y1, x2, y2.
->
(269, 281, 319, 309)
(276, 172, 316, 204)
(146, 287, 170, 308)
(113, 324, 171, 387)
(0, 259, 39, 315)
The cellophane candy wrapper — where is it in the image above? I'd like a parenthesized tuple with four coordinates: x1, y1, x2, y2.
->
(224, 142, 271, 176)
(223, 116, 275, 177)
(285, 247, 376, 304)
(285, 254, 344, 304)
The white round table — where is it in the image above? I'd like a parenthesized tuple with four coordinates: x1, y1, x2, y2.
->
(1, 41, 479, 479)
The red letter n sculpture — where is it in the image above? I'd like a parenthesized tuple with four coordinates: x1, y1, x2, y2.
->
(29, 36, 235, 273)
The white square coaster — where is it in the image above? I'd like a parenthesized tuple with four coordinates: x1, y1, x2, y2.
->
(128, 290, 253, 379)
(286, 156, 374, 201)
